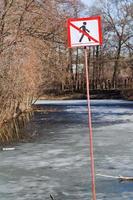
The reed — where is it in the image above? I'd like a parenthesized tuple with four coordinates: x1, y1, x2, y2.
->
(0, 111, 33, 145)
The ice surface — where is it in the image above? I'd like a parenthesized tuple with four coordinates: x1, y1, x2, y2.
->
(0, 100, 133, 200)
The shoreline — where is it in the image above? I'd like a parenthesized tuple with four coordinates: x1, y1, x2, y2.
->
(38, 90, 133, 101)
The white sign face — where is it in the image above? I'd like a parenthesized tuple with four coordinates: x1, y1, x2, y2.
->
(67, 16, 102, 48)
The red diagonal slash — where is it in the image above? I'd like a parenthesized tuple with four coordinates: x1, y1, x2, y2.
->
(70, 22, 99, 43)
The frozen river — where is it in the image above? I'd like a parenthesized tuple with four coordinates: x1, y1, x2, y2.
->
(0, 100, 133, 200)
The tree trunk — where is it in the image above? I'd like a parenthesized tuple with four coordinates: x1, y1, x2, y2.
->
(112, 41, 121, 88)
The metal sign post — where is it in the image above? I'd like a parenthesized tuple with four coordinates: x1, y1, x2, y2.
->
(67, 15, 102, 200)
(84, 46, 96, 200)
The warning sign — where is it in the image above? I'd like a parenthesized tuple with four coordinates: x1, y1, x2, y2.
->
(67, 16, 102, 48)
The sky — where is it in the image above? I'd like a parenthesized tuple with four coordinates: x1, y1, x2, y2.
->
(81, 0, 95, 7)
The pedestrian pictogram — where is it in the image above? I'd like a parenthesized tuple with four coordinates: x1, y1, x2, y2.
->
(79, 22, 91, 42)
(67, 16, 102, 48)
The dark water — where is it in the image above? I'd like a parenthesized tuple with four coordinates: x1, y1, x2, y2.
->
(0, 100, 133, 200)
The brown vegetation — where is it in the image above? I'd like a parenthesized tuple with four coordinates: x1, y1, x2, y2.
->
(0, 0, 70, 141)
(0, 0, 132, 142)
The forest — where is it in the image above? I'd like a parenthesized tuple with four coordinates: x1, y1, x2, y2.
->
(0, 0, 133, 142)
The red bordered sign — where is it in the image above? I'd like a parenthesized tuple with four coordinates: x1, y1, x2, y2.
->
(67, 16, 102, 48)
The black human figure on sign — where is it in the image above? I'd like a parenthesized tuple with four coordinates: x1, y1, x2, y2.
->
(79, 22, 91, 42)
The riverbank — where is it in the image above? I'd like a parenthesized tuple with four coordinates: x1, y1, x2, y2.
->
(121, 89, 133, 101)
(1, 89, 132, 145)
(38, 89, 133, 101)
